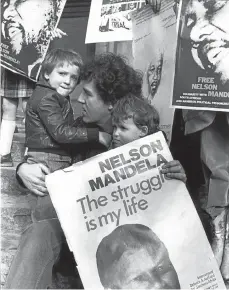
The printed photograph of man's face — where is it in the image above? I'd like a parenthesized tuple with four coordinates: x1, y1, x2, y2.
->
(1, 0, 61, 76)
(183, 0, 229, 85)
(96, 224, 180, 289)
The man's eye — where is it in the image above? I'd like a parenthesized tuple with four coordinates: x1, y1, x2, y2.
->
(3, 1, 8, 8)
(186, 14, 196, 28)
(157, 265, 165, 273)
(72, 76, 78, 81)
(83, 90, 90, 97)
(59, 72, 66, 76)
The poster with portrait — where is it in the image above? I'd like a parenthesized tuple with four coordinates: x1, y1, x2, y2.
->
(46, 132, 226, 289)
(132, 3, 176, 142)
(85, 0, 145, 43)
(172, 0, 229, 111)
(0, 0, 67, 81)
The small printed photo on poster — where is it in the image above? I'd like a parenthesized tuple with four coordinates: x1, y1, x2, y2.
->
(99, 1, 145, 33)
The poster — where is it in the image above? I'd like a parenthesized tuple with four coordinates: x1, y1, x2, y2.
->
(85, 0, 145, 43)
(46, 132, 226, 289)
(132, 3, 176, 141)
(172, 0, 229, 111)
(0, 0, 67, 81)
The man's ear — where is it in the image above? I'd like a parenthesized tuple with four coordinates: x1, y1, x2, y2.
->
(140, 126, 148, 137)
(44, 72, 49, 80)
(108, 104, 113, 111)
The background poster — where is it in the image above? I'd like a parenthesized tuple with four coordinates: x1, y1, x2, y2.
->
(172, 0, 229, 111)
(85, 0, 145, 43)
(132, 3, 176, 141)
(46, 132, 226, 289)
(1, 0, 67, 81)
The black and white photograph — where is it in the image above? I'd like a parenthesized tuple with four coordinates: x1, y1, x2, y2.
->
(1, 0, 229, 289)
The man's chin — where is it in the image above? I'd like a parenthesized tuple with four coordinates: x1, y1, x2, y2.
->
(82, 115, 90, 123)
(215, 56, 229, 85)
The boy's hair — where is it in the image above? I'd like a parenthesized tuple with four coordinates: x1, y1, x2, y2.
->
(112, 94, 160, 135)
(41, 48, 83, 82)
(81, 53, 143, 105)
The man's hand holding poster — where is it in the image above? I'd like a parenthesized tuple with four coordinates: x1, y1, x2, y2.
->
(46, 132, 226, 289)
(1, 0, 67, 81)
(172, 0, 229, 111)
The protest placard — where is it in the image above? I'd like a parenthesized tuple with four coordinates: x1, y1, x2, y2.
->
(85, 0, 145, 43)
(172, 0, 229, 111)
(46, 132, 226, 289)
(132, 3, 176, 141)
(1, 0, 67, 81)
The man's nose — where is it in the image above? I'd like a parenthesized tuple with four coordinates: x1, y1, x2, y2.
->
(3, 3, 17, 21)
(148, 272, 165, 289)
(189, 20, 210, 43)
(78, 92, 85, 104)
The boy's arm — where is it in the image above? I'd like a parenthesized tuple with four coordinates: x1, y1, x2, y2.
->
(37, 94, 99, 144)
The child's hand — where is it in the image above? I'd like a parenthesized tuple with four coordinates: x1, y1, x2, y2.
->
(99, 132, 112, 148)
(161, 160, 187, 183)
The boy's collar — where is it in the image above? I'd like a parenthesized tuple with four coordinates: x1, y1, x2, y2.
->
(37, 77, 55, 91)
(36, 78, 70, 100)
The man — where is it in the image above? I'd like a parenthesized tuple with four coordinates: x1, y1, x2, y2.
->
(5, 53, 143, 289)
(1, 0, 65, 77)
(147, 54, 163, 101)
(185, 0, 229, 85)
(176, 0, 229, 285)
(96, 224, 180, 289)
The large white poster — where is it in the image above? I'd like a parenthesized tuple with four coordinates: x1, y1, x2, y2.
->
(46, 132, 226, 289)
(132, 2, 176, 141)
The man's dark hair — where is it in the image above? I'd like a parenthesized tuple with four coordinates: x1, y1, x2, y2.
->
(80, 53, 143, 104)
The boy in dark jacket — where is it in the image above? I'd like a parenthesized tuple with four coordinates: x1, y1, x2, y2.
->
(25, 48, 110, 220)
(26, 48, 110, 173)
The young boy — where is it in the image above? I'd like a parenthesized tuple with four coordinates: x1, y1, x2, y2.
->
(112, 94, 214, 242)
(112, 94, 186, 182)
(26, 48, 110, 173)
(25, 48, 110, 220)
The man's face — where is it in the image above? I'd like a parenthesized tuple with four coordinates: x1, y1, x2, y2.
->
(2, 0, 56, 55)
(104, 246, 180, 289)
(45, 63, 80, 97)
(78, 80, 112, 124)
(112, 117, 146, 148)
(185, 0, 229, 83)
(147, 56, 163, 97)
